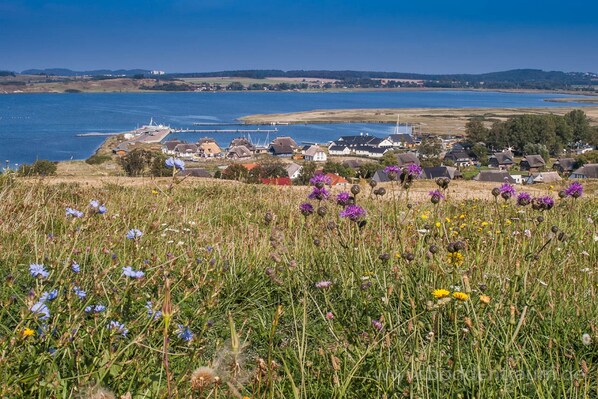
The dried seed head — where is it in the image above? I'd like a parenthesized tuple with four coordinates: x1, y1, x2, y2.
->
(379, 253, 390, 261)
(351, 185, 361, 195)
(491, 187, 500, 197)
(190, 367, 217, 390)
(536, 215, 544, 223)
(369, 179, 377, 188)
(551, 225, 559, 233)
(264, 211, 273, 225)
(317, 206, 327, 217)
(429, 245, 438, 254)
(83, 387, 116, 399)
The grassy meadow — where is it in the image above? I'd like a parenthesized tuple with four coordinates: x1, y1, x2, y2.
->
(0, 174, 597, 398)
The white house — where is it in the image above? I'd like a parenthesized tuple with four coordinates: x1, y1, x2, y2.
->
(328, 145, 351, 156)
(303, 145, 327, 162)
(286, 163, 303, 179)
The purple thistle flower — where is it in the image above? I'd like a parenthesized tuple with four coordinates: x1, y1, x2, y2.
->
(336, 192, 351, 206)
(428, 190, 445, 203)
(122, 266, 145, 279)
(383, 165, 401, 180)
(339, 204, 367, 222)
(541, 196, 555, 210)
(299, 202, 314, 216)
(66, 207, 84, 218)
(308, 187, 329, 201)
(315, 280, 332, 289)
(108, 320, 128, 337)
(309, 173, 332, 187)
(126, 229, 143, 240)
(176, 325, 194, 342)
(564, 181, 583, 198)
(30, 263, 49, 278)
(405, 164, 422, 177)
(499, 183, 516, 200)
(517, 192, 532, 206)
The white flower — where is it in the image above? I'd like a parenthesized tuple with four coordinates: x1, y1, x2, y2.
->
(524, 229, 531, 238)
(582, 333, 592, 346)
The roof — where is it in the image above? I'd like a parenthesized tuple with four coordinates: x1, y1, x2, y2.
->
(197, 137, 216, 145)
(174, 143, 198, 153)
(229, 138, 255, 150)
(388, 134, 414, 144)
(286, 162, 302, 178)
(269, 143, 295, 155)
(372, 169, 390, 183)
(422, 166, 461, 179)
(304, 145, 325, 157)
(572, 164, 598, 178)
(271, 136, 298, 148)
(365, 147, 388, 154)
(473, 170, 516, 183)
(199, 141, 222, 154)
(521, 155, 546, 167)
(162, 140, 183, 151)
(444, 150, 472, 161)
(328, 145, 349, 152)
(527, 172, 562, 183)
(178, 168, 212, 178)
(325, 173, 348, 186)
(227, 145, 252, 158)
(490, 152, 514, 164)
(336, 135, 382, 146)
(552, 158, 576, 171)
(395, 152, 421, 166)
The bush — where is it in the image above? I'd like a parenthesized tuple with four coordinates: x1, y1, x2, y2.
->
(85, 154, 112, 165)
(18, 159, 57, 176)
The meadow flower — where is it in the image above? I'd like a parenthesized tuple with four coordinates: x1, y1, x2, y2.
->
(428, 190, 445, 204)
(71, 261, 80, 273)
(31, 301, 50, 319)
(165, 157, 185, 171)
(126, 229, 143, 239)
(29, 263, 49, 278)
(383, 165, 400, 180)
(582, 333, 592, 346)
(516, 192, 532, 206)
(540, 196, 555, 210)
(499, 183, 516, 200)
(299, 202, 314, 216)
(85, 304, 106, 313)
(176, 325, 194, 342)
(447, 252, 464, 266)
(90, 200, 99, 208)
(372, 319, 383, 331)
(308, 187, 329, 201)
(432, 289, 450, 299)
(405, 164, 422, 177)
(39, 289, 58, 302)
(309, 173, 331, 187)
(22, 327, 35, 338)
(190, 367, 217, 391)
(453, 292, 469, 301)
(108, 320, 128, 337)
(122, 266, 144, 279)
(315, 280, 332, 289)
(479, 295, 491, 304)
(73, 286, 87, 299)
(336, 192, 351, 206)
(340, 204, 366, 222)
(564, 181, 583, 198)
(325, 311, 334, 320)
(65, 207, 84, 218)
(145, 301, 162, 320)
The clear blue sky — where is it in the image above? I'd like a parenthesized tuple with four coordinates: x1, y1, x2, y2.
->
(1, 0, 597, 74)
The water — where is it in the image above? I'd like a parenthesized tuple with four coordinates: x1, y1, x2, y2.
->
(0, 91, 593, 165)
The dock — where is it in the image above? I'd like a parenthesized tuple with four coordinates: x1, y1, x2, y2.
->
(172, 128, 278, 134)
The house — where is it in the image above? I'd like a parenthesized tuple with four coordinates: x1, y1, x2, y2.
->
(261, 177, 292, 186)
(328, 145, 351, 156)
(227, 145, 253, 159)
(421, 166, 462, 180)
(372, 169, 391, 183)
(524, 171, 562, 185)
(364, 147, 389, 158)
(388, 134, 415, 148)
(520, 155, 546, 172)
(174, 143, 198, 159)
(197, 138, 222, 158)
(303, 145, 327, 162)
(229, 138, 255, 152)
(178, 168, 212, 178)
(162, 140, 183, 155)
(269, 136, 298, 157)
(335, 134, 383, 147)
(473, 170, 516, 184)
(395, 152, 421, 167)
(444, 150, 474, 167)
(285, 163, 303, 179)
(325, 173, 348, 186)
(571, 164, 598, 179)
(488, 151, 515, 170)
(342, 159, 363, 169)
(552, 158, 577, 174)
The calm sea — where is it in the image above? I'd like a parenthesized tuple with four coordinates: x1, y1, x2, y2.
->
(0, 91, 592, 165)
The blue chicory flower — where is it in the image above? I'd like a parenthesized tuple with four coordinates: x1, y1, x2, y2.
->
(31, 301, 50, 320)
(177, 325, 194, 342)
(126, 229, 143, 240)
(108, 320, 128, 337)
(39, 289, 58, 302)
(66, 207, 84, 218)
(30, 263, 49, 278)
(73, 286, 87, 299)
(122, 266, 145, 279)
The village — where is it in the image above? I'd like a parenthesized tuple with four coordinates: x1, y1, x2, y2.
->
(109, 121, 598, 185)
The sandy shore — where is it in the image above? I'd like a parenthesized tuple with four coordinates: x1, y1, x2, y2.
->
(240, 106, 598, 134)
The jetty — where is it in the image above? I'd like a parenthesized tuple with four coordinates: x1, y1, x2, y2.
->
(172, 128, 278, 134)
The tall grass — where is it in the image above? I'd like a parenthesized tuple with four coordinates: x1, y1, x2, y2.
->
(0, 175, 596, 398)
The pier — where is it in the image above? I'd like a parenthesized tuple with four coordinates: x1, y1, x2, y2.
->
(172, 128, 278, 134)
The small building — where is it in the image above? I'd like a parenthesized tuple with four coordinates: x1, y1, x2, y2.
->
(421, 166, 462, 180)
(387, 134, 415, 148)
(269, 136, 298, 157)
(342, 159, 363, 169)
(229, 138, 256, 152)
(328, 145, 351, 156)
(473, 170, 516, 184)
(227, 145, 253, 159)
(197, 138, 222, 158)
(552, 158, 576, 175)
(286, 163, 303, 179)
(520, 155, 546, 172)
(488, 151, 515, 170)
(325, 173, 348, 186)
(444, 150, 474, 167)
(524, 171, 562, 185)
(395, 152, 421, 167)
(174, 143, 198, 159)
(178, 168, 212, 178)
(364, 147, 389, 158)
(303, 145, 327, 162)
(570, 164, 598, 179)
(372, 169, 391, 183)
(162, 139, 183, 155)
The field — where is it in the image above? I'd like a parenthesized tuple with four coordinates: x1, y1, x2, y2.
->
(0, 173, 596, 398)
(241, 106, 598, 135)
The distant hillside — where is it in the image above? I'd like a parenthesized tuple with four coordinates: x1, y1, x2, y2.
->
(21, 68, 150, 77)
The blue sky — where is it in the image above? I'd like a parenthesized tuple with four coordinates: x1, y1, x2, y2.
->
(1, 0, 597, 73)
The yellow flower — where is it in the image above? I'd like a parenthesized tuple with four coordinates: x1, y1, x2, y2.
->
(505, 220, 512, 225)
(481, 221, 489, 227)
(459, 214, 466, 219)
(479, 295, 491, 304)
(152, 189, 159, 195)
(432, 289, 450, 299)
(447, 252, 464, 266)
(420, 214, 429, 220)
(445, 217, 451, 223)
(22, 328, 35, 338)
(453, 292, 469, 301)
(435, 222, 441, 228)
(549, 185, 554, 190)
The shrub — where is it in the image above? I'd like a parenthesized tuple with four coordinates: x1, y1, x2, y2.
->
(18, 159, 57, 176)
(85, 154, 112, 165)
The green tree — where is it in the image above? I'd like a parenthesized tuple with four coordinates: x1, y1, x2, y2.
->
(322, 160, 353, 179)
(565, 109, 593, 143)
(523, 143, 550, 164)
(295, 162, 317, 185)
(380, 150, 400, 167)
(221, 164, 248, 181)
(119, 149, 153, 177)
(18, 160, 58, 176)
(357, 162, 379, 179)
(149, 153, 172, 177)
(465, 119, 489, 143)
(418, 135, 443, 158)
(471, 143, 488, 166)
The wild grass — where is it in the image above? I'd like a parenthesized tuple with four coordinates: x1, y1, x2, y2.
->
(0, 175, 596, 398)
